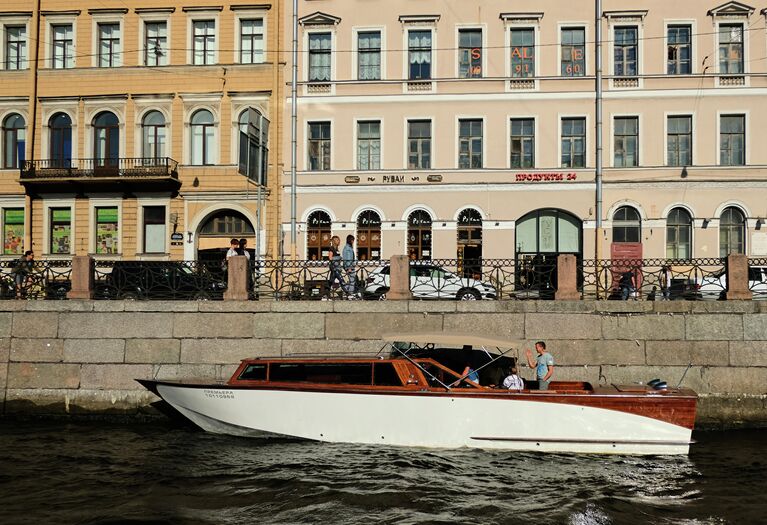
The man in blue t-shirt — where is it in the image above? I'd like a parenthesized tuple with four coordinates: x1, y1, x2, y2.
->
(525, 341, 554, 390)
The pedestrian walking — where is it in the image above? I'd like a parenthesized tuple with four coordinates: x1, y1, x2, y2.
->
(327, 235, 345, 297)
(342, 234, 358, 297)
(12, 250, 34, 299)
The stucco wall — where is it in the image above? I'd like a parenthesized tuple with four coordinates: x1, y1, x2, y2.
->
(1, 300, 766, 428)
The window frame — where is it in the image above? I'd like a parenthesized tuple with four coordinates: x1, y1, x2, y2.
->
(665, 23, 693, 75)
(137, 200, 170, 257)
(96, 22, 121, 68)
(612, 205, 642, 244)
(306, 120, 332, 171)
(717, 22, 745, 76)
(613, 25, 639, 78)
(0, 16, 31, 71)
(4, 24, 27, 70)
(43, 202, 75, 256)
(354, 28, 383, 81)
(665, 113, 693, 167)
(719, 206, 746, 257)
(355, 119, 382, 171)
(666, 207, 693, 259)
(50, 22, 75, 69)
(89, 200, 122, 256)
(238, 17, 266, 65)
(560, 116, 587, 169)
(456, 26, 484, 79)
(307, 31, 332, 82)
(143, 20, 168, 67)
(190, 18, 217, 66)
(406, 118, 432, 170)
(1, 113, 26, 169)
(0, 204, 25, 256)
(612, 115, 640, 168)
(189, 108, 216, 166)
(509, 26, 536, 78)
(509, 117, 536, 169)
(718, 113, 746, 167)
(457, 118, 483, 170)
(559, 25, 586, 77)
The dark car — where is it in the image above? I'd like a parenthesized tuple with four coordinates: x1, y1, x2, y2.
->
(96, 261, 227, 300)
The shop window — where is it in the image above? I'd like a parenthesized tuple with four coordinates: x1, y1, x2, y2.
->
(3, 208, 24, 255)
(306, 210, 331, 260)
(49, 208, 71, 254)
(407, 210, 432, 261)
(143, 206, 166, 253)
(95, 207, 118, 255)
(356, 210, 381, 261)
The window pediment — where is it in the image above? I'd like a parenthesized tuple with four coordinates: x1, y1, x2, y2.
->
(299, 11, 341, 26)
(708, 2, 754, 18)
(603, 10, 648, 22)
(499, 12, 543, 24)
(398, 14, 440, 25)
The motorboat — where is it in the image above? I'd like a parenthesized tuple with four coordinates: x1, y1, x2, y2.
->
(137, 333, 697, 455)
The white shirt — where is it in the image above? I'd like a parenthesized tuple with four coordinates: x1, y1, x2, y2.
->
(502, 374, 524, 390)
(226, 247, 238, 259)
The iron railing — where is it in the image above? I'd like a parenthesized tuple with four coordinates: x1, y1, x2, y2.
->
(747, 258, 767, 299)
(93, 260, 226, 300)
(21, 157, 179, 179)
(0, 259, 72, 299)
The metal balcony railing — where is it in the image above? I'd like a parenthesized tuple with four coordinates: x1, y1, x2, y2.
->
(20, 157, 179, 180)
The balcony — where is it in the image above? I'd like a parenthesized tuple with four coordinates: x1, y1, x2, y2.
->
(20, 157, 180, 193)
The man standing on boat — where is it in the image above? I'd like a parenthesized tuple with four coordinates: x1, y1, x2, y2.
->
(525, 341, 554, 390)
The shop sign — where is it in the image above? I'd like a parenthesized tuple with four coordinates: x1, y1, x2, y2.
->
(515, 172, 578, 182)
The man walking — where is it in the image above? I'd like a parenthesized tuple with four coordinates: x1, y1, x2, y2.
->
(525, 341, 554, 390)
(342, 234, 357, 297)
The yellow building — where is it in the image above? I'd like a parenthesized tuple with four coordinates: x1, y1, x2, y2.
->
(0, 0, 283, 264)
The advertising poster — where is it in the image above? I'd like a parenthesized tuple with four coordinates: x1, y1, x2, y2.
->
(96, 208, 118, 254)
(51, 209, 71, 254)
(3, 209, 24, 255)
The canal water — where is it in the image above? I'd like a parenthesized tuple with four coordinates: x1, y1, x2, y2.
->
(0, 420, 763, 525)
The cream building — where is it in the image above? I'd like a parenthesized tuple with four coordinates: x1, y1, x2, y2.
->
(0, 0, 283, 264)
(283, 0, 767, 271)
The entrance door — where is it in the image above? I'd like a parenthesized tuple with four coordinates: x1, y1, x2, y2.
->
(356, 210, 381, 260)
(457, 208, 483, 278)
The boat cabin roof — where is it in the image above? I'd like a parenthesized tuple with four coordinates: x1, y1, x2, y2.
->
(381, 332, 516, 349)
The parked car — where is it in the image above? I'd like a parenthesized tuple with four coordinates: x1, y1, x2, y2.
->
(698, 266, 767, 300)
(96, 261, 226, 300)
(364, 264, 497, 300)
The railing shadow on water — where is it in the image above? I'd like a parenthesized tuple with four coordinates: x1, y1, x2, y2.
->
(0, 259, 72, 300)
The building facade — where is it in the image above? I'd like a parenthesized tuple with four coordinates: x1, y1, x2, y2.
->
(0, 0, 283, 264)
(283, 0, 767, 267)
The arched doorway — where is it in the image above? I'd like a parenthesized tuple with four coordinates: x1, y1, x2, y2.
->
(457, 208, 482, 278)
(93, 111, 119, 170)
(307, 210, 332, 260)
(197, 209, 255, 264)
(407, 210, 432, 260)
(356, 210, 381, 260)
(612, 205, 642, 259)
(49, 112, 72, 167)
(515, 209, 582, 297)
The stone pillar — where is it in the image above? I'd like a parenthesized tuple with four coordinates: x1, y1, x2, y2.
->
(387, 254, 412, 300)
(725, 253, 752, 300)
(67, 255, 94, 299)
(224, 256, 249, 301)
(555, 254, 580, 300)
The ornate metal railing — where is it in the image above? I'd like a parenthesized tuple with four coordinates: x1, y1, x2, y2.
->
(579, 258, 726, 300)
(747, 258, 767, 299)
(255, 259, 390, 300)
(0, 258, 72, 299)
(93, 260, 226, 300)
(21, 157, 178, 180)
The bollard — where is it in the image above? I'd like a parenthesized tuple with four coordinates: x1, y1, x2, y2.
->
(724, 253, 752, 300)
(387, 255, 412, 300)
(223, 255, 249, 301)
(67, 255, 95, 299)
(555, 254, 580, 300)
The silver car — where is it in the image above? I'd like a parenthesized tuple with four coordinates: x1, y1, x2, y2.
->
(364, 264, 497, 300)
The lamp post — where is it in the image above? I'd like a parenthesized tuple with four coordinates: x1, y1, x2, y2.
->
(290, 0, 298, 259)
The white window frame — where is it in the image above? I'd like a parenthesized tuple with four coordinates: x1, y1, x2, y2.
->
(88, 197, 123, 256)
(353, 117, 384, 171)
(507, 115, 538, 169)
(137, 13, 172, 67)
(403, 116, 435, 171)
(45, 14, 78, 69)
(402, 26, 436, 92)
(42, 197, 76, 256)
(304, 118, 333, 171)
(0, 199, 27, 258)
(558, 114, 590, 170)
(503, 19, 540, 91)
(610, 113, 642, 168)
(0, 15, 31, 71)
(83, 102, 125, 160)
(91, 14, 124, 68)
(455, 116, 485, 170)
(663, 19, 696, 76)
(352, 26, 386, 81)
(304, 28, 336, 93)
(716, 110, 749, 167)
(234, 9, 268, 65)
(133, 101, 172, 160)
(608, 21, 644, 89)
(454, 24, 486, 79)
(557, 22, 589, 77)
(663, 111, 696, 167)
(136, 196, 171, 258)
(187, 12, 220, 65)
(715, 20, 749, 86)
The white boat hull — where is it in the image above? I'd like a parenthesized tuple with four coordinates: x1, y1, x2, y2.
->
(154, 384, 693, 455)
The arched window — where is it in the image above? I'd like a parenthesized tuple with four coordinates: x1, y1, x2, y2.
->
(457, 208, 483, 277)
(199, 210, 255, 236)
(720, 207, 745, 257)
(142, 111, 166, 159)
(407, 210, 432, 261)
(306, 210, 332, 260)
(2, 113, 25, 169)
(191, 109, 215, 165)
(666, 208, 692, 259)
(93, 111, 119, 167)
(356, 210, 381, 260)
(49, 112, 72, 167)
(612, 206, 641, 243)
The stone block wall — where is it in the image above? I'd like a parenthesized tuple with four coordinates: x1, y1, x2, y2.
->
(1, 300, 766, 428)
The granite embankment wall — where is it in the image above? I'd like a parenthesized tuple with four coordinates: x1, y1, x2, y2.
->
(0, 300, 766, 428)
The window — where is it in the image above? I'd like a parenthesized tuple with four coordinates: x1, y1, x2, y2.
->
(612, 206, 641, 243)
(192, 20, 215, 65)
(308, 32, 331, 81)
(269, 362, 373, 385)
(719, 207, 745, 257)
(667, 25, 691, 75)
(458, 119, 482, 169)
(306, 210, 331, 260)
(190, 109, 215, 166)
(510, 28, 534, 77)
(307, 122, 330, 171)
(720, 115, 745, 166)
(357, 121, 380, 170)
(407, 210, 432, 260)
(49, 208, 71, 254)
(458, 29, 482, 78)
(357, 31, 381, 80)
(561, 27, 585, 76)
(561, 118, 586, 168)
(614, 117, 638, 167)
(142, 111, 166, 159)
(2, 113, 25, 169)
(408, 30, 431, 80)
(49, 113, 72, 167)
(95, 207, 118, 255)
(614, 27, 638, 76)
(510, 118, 534, 168)
(143, 206, 166, 253)
(3, 208, 24, 255)
(719, 24, 743, 74)
(408, 120, 431, 170)
(93, 112, 119, 168)
(667, 116, 692, 167)
(199, 211, 254, 235)
(97, 23, 120, 67)
(666, 208, 692, 259)
(144, 21, 167, 66)
(5, 25, 26, 70)
(51, 24, 74, 69)
(356, 210, 381, 261)
(240, 19, 264, 64)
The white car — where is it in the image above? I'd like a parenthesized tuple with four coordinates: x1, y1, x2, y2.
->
(364, 264, 497, 300)
(698, 266, 767, 299)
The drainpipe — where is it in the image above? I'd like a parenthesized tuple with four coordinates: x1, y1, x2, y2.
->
(290, 0, 298, 259)
(595, 0, 604, 296)
(26, 0, 42, 251)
